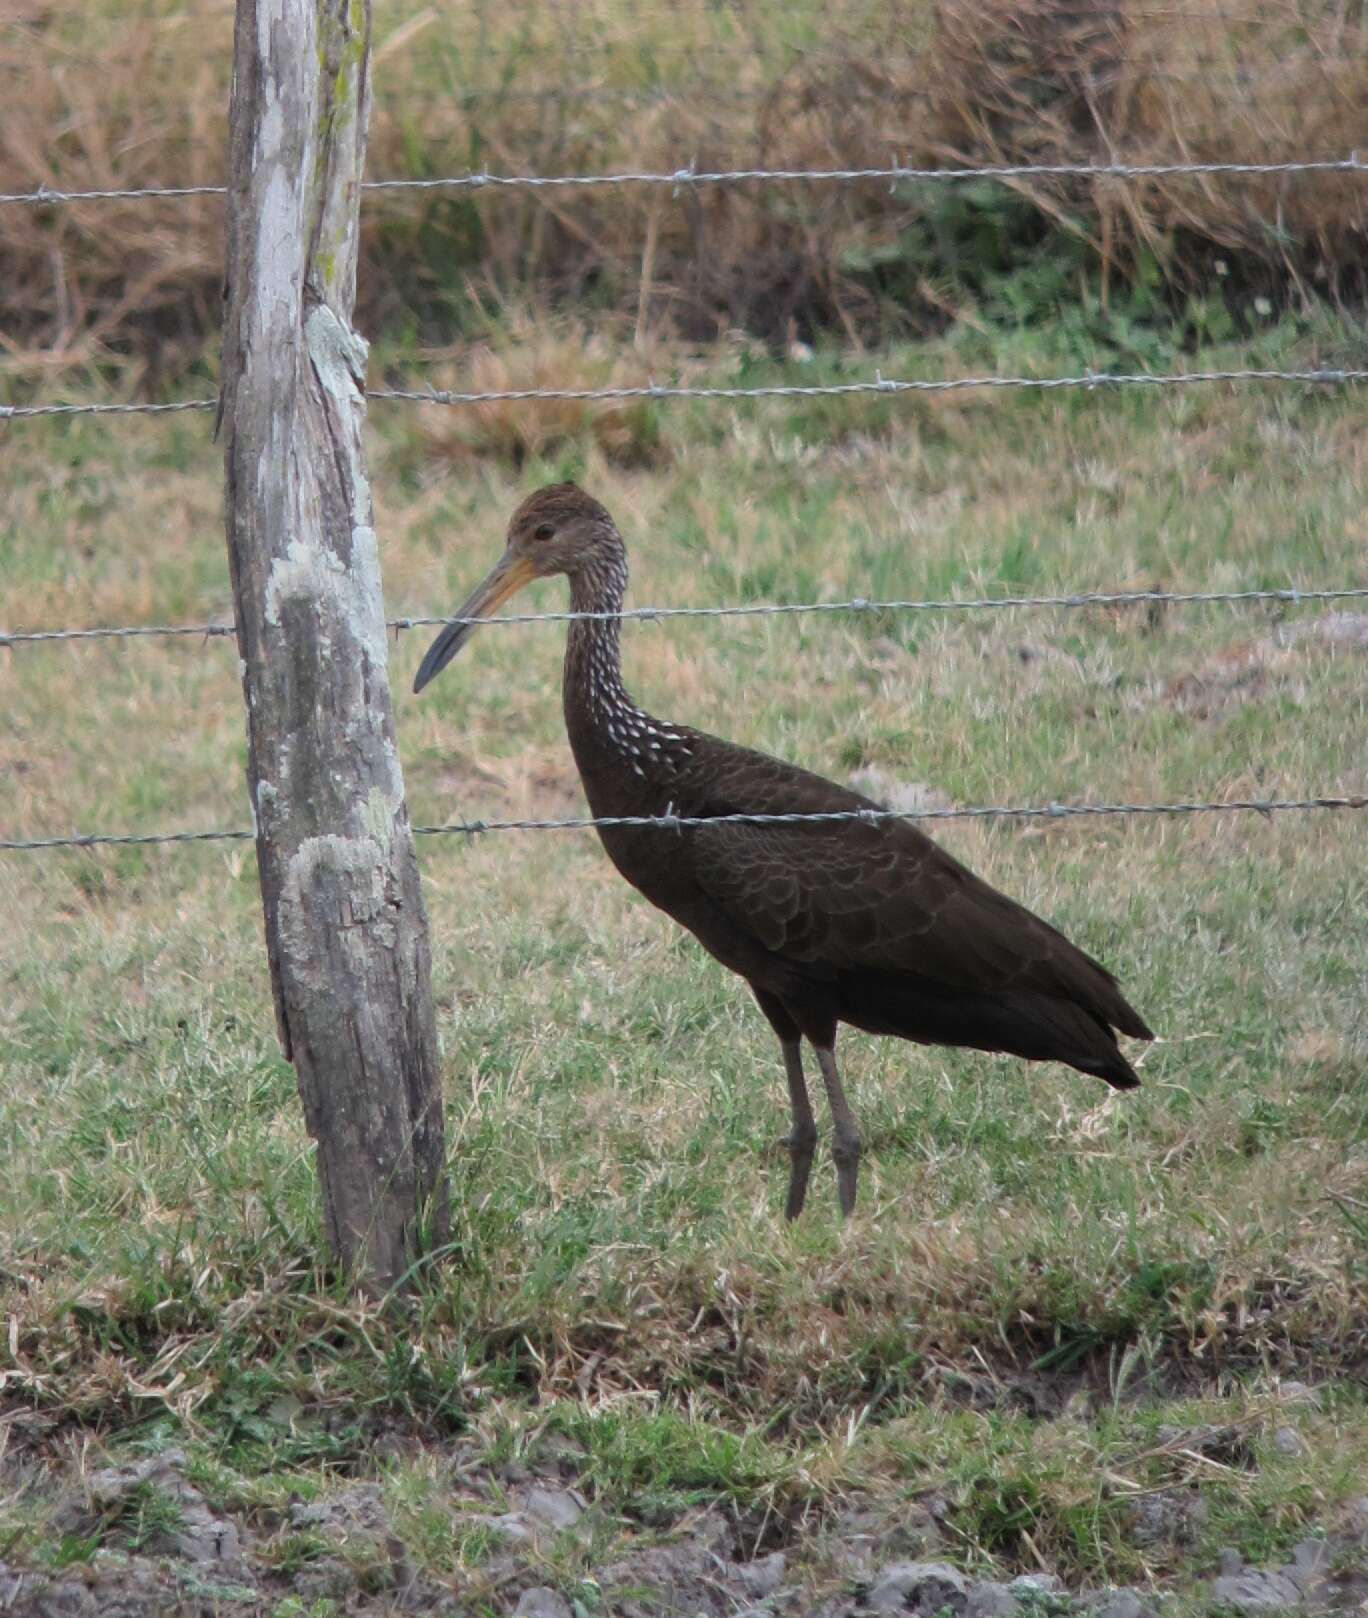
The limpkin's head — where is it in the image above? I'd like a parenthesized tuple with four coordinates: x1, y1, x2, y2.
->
(412, 482, 617, 693)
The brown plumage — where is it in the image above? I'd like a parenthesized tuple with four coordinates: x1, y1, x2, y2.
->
(415, 483, 1153, 1218)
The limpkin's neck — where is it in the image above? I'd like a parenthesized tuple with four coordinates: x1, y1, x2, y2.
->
(565, 541, 630, 717)
(563, 538, 692, 787)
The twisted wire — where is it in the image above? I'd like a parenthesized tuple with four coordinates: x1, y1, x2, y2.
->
(0, 398, 215, 420)
(4, 365, 1367, 422)
(6, 586, 1368, 648)
(2, 154, 1364, 207)
(3, 796, 1363, 851)
(368, 367, 1368, 407)
(4, 623, 237, 646)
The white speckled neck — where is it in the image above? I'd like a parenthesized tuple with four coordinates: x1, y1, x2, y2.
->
(565, 530, 690, 777)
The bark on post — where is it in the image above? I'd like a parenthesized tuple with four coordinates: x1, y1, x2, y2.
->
(219, 0, 448, 1291)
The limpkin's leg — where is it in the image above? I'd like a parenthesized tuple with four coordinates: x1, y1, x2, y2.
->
(778, 1040, 818, 1220)
(752, 988, 817, 1220)
(814, 1043, 862, 1217)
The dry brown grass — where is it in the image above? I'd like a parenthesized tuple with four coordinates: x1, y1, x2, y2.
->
(407, 311, 682, 466)
(3, 0, 1366, 372)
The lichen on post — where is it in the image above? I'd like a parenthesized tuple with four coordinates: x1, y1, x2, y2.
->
(219, 0, 448, 1292)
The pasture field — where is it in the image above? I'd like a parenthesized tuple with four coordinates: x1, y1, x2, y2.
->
(1, 312, 1366, 1610)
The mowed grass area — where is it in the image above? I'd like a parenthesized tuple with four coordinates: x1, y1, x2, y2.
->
(1, 317, 1366, 1590)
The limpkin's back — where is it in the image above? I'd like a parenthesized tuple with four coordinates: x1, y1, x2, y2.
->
(569, 701, 1150, 1069)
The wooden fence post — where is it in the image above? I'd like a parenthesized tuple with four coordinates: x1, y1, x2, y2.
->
(219, 0, 449, 1292)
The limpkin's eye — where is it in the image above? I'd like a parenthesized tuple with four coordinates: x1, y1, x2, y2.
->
(533, 522, 555, 542)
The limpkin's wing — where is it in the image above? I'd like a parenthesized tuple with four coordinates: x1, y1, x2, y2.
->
(679, 739, 1149, 1035)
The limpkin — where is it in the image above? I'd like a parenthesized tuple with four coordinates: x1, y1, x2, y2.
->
(414, 483, 1152, 1219)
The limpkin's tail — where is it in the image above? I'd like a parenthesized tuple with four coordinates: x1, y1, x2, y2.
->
(836, 972, 1150, 1090)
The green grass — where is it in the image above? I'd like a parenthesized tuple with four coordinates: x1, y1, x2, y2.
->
(0, 311, 1365, 1595)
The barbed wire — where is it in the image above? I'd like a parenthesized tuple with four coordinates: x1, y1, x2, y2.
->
(2, 622, 235, 646)
(5, 364, 1368, 423)
(2, 795, 1363, 853)
(418, 796, 1368, 836)
(369, 367, 1368, 407)
(0, 397, 215, 420)
(6, 585, 1368, 649)
(370, 155, 1368, 192)
(2, 153, 1363, 208)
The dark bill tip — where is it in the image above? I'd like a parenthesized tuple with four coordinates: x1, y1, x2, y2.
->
(412, 620, 473, 693)
(411, 551, 537, 696)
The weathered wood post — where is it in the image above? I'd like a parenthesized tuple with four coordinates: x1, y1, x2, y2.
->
(219, 0, 449, 1291)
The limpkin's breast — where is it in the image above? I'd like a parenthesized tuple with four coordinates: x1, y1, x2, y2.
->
(568, 700, 695, 815)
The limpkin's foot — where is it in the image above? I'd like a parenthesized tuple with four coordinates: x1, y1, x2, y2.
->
(815, 1045, 863, 1219)
(785, 1125, 818, 1221)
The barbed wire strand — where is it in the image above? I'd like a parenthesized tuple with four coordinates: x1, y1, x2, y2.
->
(5, 365, 1368, 423)
(6, 585, 1368, 648)
(368, 367, 1368, 406)
(0, 397, 214, 420)
(2, 154, 1364, 207)
(2, 796, 1364, 852)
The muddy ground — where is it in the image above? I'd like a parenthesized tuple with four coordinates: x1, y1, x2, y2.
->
(2, 1403, 1364, 1618)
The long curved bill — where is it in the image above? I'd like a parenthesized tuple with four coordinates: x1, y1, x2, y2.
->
(412, 551, 538, 693)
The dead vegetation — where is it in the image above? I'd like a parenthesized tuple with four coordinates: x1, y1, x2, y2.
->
(3, 0, 1367, 373)
(406, 313, 678, 467)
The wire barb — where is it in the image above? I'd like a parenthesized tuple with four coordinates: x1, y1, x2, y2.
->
(3, 796, 1363, 852)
